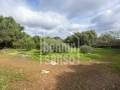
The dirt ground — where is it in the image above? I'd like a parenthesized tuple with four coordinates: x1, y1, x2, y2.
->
(0, 56, 120, 90)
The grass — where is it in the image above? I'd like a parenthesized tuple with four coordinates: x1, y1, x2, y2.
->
(38, 48, 120, 71)
(39, 48, 117, 61)
(0, 67, 26, 90)
(84, 48, 120, 71)
(0, 48, 120, 71)
(0, 48, 120, 89)
(0, 49, 40, 60)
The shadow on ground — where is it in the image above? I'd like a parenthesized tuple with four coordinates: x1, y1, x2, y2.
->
(55, 63, 120, 90)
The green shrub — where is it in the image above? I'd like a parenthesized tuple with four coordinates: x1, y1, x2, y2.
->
(41, 37, 70, 53)
(33, 36, 40, 49)
(13, 37, 35, 50)
(80, 45, 92, 53)
(51, 43, 69, 53)
(40, 42, 52, 54)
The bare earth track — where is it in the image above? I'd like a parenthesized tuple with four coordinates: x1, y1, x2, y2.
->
(0, 56, 120, 90)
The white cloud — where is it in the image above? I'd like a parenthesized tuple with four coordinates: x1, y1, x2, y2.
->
(19, 8, 69, 30)
(91, 4, 120, 33)
(37, 0, 119, 17)
(17, 6, 89, 36)
(0, 0, 89, 37)
(0, 0, 120, 37)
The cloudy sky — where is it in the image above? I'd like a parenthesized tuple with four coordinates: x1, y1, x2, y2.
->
(0, 0, 120, 38)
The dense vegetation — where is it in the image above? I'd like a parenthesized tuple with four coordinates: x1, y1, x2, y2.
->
(0, 16, 35, 50)
(64, 30, 120, 48)
(0, 16, 120, 52)
(0, 16, 70, 53)
(64, 30, 97, 47)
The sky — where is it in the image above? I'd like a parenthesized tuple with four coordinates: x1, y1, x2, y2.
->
(0, 0, 120, 38)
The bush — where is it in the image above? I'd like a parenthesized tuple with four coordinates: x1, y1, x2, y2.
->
(33, 36, 40, 49)
(80, 45, 92, 53)
(51, 43, 69, 53)
(41, 37, 70, 53)
(40, 42, 52, 54)
(13, 37, 35, 50)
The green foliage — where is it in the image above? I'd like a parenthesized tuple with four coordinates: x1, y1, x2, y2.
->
(40, 37, 70, 54)
(33, 36, 40, 49)
(64, 35, 77, 45)
(80, 30, 97, 46)
(80, 45, 92, 53)
(0, 16, 24, 48)
(13, 36, 35, 50)
(65, 30, 120, 48)
(95, 32, 120, 48)
(53, 36, 63, 41)
(64, 30, 97, 47)
(40, 42, 52, 54)
(0, 16, 37, 50)
(51, 43, 69, 53)
(0, 15, 119, 51)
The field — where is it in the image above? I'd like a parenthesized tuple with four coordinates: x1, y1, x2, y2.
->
(0, 48, 120, 90)
(0, 1, 120, 90)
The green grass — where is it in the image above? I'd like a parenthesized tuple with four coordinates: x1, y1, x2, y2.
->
(0, 49, 40, 60)
(38, 48, 109, 61)
(83, 48, 120, 71)
(0, 67, 26, 90)
(0, 48, 120, 71)
(39, 48, 120, 71)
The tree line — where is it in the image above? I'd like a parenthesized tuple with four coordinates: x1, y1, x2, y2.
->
(0, 16, 37, 50)
(64, 30, 120, 48)
(0, 16, 120, 51)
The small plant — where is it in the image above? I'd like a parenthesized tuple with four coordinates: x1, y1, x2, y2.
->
(80, 45, 92, 53)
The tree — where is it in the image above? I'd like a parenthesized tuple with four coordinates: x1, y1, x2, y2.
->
(33, 36, 40, 49)
(64, 30, 97, 47)
(0, 16, 24, 48)
(13, 35, 35, 50)
(40, 37, 69, 53)
(95, 31, 120, 48)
